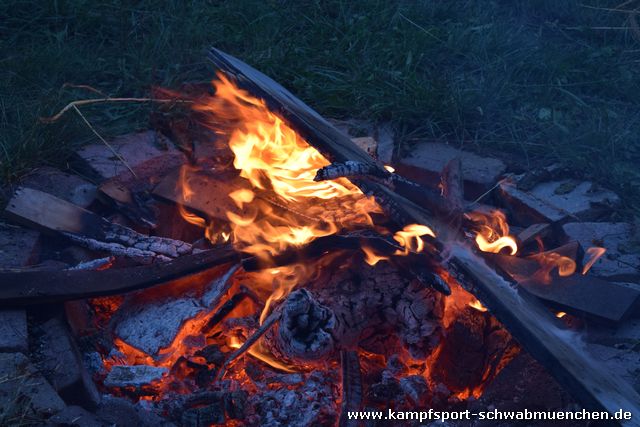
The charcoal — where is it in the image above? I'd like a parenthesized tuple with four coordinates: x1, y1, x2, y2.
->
(224, 390, 248, 420)
(195, 344, 226, 366)
(399, 375, 429, 404)
(181, 401, 225, 427)
(367, 377, 402, 404)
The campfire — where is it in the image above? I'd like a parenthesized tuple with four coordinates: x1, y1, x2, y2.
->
(2, 48, 639, 426)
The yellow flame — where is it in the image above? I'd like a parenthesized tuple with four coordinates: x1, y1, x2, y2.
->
(468, 298, 488, 312)
(467, 209, 518, 255)
(556, 311, 567, 318)
(393, 224, 436, 255)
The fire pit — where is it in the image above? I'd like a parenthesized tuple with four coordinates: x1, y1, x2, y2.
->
(1, 48, 639, 426)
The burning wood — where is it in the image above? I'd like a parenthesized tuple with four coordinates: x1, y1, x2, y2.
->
(1, 47, 639, 426)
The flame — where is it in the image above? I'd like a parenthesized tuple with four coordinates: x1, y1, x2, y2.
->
(466, 209, 517, 255)
(582, 247, 606, 275)
(189, 73, 382, 259)
(556, 311, 567, 318)
(384, 165, 395, 173)
(528, 252, 576, 283)
(229, 336, 295, 373)
(468, 298, 488, 312)
(393, 224, 436, 255)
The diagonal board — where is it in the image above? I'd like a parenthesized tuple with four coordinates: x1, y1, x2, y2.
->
(208, 47, 640, 424)
(0, 246, 238, 305)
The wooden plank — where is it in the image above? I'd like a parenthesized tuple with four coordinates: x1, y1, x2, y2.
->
(486, 253, 640, 323)
(152, 168, 246, 221)
(0, 246, 237, 306)
(4, 187, 192, 262)
(207, 48, 640, 422)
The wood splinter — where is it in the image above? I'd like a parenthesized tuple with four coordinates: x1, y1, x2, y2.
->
(216, 307, 283, 381)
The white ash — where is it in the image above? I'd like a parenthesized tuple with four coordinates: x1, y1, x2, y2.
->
(250, 370, 338, 427)
(104, 365, 168, 388)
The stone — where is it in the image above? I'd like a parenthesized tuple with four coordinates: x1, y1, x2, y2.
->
(397, 142, 506, 198)
(47, 405, 104, 427)
(530, 181, 619, 220)
(562, 222, 639, 279)
(34, 317, 101, 409)
(95, 396, 141, 427)
(0, 222, 39, 268)
(0, 352, 66, 421)
(114, 297, 204, 357)
(375, 122, 395, 164)
(0, 309, 27, 352)
(351, 136, 377, 158)
(103, 365, 168, 389)
(20, 167, 96, 208)
(75, 130, 183, 181)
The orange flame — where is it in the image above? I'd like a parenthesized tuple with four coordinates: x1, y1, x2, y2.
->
(582, 247, 606, 275)
(468, 298, 488, 312)
(189, 73, 382, 260)
(528, 252, 576, 284)
(466, 209, 517, 255)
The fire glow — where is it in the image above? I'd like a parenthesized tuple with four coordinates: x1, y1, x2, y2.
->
(91, 72, 608, 415)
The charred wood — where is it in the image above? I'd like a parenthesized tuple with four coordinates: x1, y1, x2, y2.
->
(207, 47, 640, 419)
(0, 246, 237, 305)
(339, 350, 363, 427)
(5, 187, 191, 263)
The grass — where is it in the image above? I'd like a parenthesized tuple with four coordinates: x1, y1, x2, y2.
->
(1, 0, 639, 211)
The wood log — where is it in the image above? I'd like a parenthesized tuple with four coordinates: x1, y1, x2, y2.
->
(0, 246, 237, 306)
(339, 350, 363, 427)
(5, 187, 192, 263)
(208, 48, 640, 421)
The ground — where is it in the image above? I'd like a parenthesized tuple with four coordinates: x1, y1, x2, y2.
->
(1, 0, 639, 213)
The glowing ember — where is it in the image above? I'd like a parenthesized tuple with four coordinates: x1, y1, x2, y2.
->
(582, 246, 606, 275)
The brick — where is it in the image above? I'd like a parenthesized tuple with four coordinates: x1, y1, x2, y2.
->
(397, 142, 506, 198)
(76, 131, 183, 181)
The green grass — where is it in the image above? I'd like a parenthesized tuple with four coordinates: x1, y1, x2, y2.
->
(1, 0, 640, 211)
